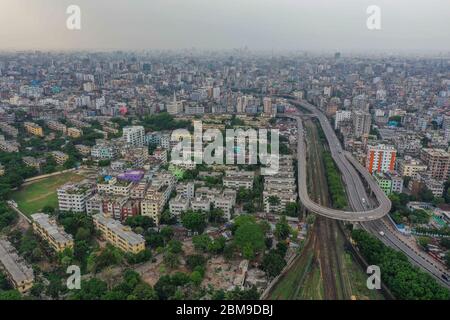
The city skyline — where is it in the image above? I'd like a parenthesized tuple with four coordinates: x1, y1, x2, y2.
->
(1, 0, 450, 53)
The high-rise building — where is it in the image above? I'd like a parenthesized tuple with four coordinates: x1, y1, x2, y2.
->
(420, 148, 450, 181)
(167, 92, 184, 115)
(366, 144, 397, 174)
(123, 126, 145, 147)
(335, 110, 352, 129)
(352, 111, 371, 138)
(263, 97, 273, 115)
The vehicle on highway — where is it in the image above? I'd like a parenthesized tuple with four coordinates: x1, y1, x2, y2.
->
(442, 274, 449, 282)
(379, 231, 385, 236)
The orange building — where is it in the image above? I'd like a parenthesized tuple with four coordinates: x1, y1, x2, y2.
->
(366, 144, 396, 174)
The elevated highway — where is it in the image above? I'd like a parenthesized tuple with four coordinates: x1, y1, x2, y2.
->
(280, 101, 391, 221)
(280, 99, 449, 287)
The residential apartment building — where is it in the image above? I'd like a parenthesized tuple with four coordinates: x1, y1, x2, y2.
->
(0, 239, 34, 293)
(169, 195, 190, 215)
(31, 213, 74, 252)
(420, 148, 450, 181)
(374, 172, 403, 195)
(51, 151, 69, 165)
(57, 180, 95, 212)
(223, 169, 254, 190)
(97, 176, 133, 196)
(176, 182, 195, 199)
(0, 123, 19, 137)
(365, 144, 396, 174)
(123, 126, 145, 147)
(24, 122, 44, 137)
(0, 140, 20, 152)
(352, 111, 371, 138)
(47, 120, 67, 134)
(397, 157, 427, 178)
(93, 214, 145, 254)
(67, 127, 83, 138)
(91, 143, 118, 160)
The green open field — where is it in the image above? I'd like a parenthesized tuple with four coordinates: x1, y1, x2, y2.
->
(11, 172, 85, 216)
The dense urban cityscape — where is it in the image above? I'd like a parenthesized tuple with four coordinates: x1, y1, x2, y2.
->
(1, 1, 450, 307)
(0, 50, 448, 301)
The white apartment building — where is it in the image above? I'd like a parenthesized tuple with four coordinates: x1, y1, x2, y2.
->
(169, 195, 190, 215)
(176, 182, 195, 199)
(57, 181, 95, 213)
(123, 126, 145, 147)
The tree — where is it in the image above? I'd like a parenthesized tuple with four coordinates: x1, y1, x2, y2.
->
(192, 234, 212, 252)
(268, 195, 281, 207)
(284, 202, 298, 217)
(167, 240, 183, 254)
(163, 251, 180, 269)
(351, 229, 450, 300)
(181, 211, 206, 234)
(0, 290, 21, 300)
(274, 216, 290, 241)
(261, 250, 286, 277)
(70, 278, 108, 300)
(190, 271, 203, 286)
(186, 254, 207, 271)
(234, 218, 265, 260)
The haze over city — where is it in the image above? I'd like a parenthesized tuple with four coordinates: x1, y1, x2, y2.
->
(1, 0, 450, 53)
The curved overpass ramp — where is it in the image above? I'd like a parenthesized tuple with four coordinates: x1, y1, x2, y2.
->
(282, 101, 391, 221)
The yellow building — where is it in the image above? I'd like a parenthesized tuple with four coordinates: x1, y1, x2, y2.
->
(93, 214, 145, 254)
(67, 127, 83, 138)
(30, 213, 74, 253)
(24, 122, 44, 137)
(51, 151, 69, 165)
(141, 198, 162, 225)
(0, 239, 34, 293)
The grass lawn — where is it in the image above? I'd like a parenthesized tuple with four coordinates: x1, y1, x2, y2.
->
(11, 172, 85, 216)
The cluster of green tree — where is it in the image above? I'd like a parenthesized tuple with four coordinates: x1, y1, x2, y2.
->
(192, 234, 226, 254)
(389, 193, 433, 225)
(391, 209, 430, 225)
(237, 177, 264, 213)
(322, 151, 347, 209)
(186, 254, 207, 286)
(178, 168, 200, 181)
(87, 244, 124, 274)
(351, 229, 450, 299)
(0, 203, 17, 231)
(0, 151, 38, 199)
(200, 175, 222, 187)
(143, 226, 174, 249)
(284, 202, 298, 217)
(0, 272, 21, 300)
(8, 229, 45, 263)
(125, 215, 155, 234)
(413, 226, 450, 237)
(163, 239, 184, 269)
(57, 211, 97, 271)
(260, 241, 288, 278)
(142, 112, 192, 132)
(230, 215, 266, 260)
(181, 211, 207, 234)
(71, 127, 104, 146)
(70, 270, 157, 300)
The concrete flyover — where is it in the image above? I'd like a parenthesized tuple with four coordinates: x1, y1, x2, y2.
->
(280, 100, 391, 222)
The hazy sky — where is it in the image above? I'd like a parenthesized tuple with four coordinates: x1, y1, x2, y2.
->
(1, 0, 449, 52)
